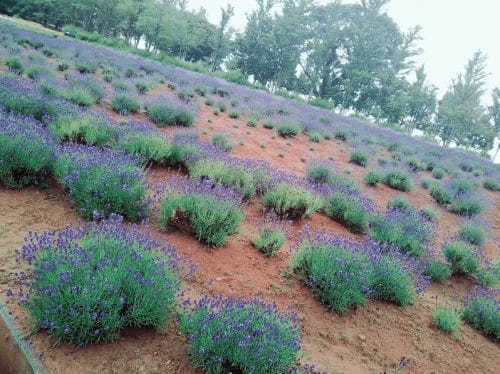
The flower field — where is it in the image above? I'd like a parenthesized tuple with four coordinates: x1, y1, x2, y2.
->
(0, 17, 499, 374)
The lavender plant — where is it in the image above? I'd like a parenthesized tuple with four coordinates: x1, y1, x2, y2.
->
(158, 177, 245, 246)
(291, 229, 429, 314)
(53, 144, 149, 221)
(324, 191, 371, 233)
(110, 93, 140, 115)
(19, 216, 189, 346)
(462, 287, 499, 341)
(263, 183, 323, 219)
(180, 295, 301, 374)
(146, 98, 195, 127)
(48, 114, 116, 146)
(0, 112, 56, 187)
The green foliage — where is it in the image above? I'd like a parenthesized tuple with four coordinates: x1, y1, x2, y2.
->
(0, 88, 55, 121)
(263, 183, 323, 219)
(188, 159, 265, 198)
(430, 184, 452, 205)
(306, 163, 332, 184)
(211, 132, 233, 151)
(474, 262, 500, 288)
(458, 223, 486, 246)
(483, 178, 500, 191)
(334, 129, 348, 141)
(159, 193, 244, 247)
(420, 207, 438, 221)
(26, 229, 181, 346)
(252, 228, 285, 257)
(204, 97, 215, 106)
(0, 131, 53, 188)
(350, 151, 368, 167)
(433, 307, 461, 333)
(228, 110, 240, 119)
(370, 255, 416, 306)
(383, 168, 413, 192)
(134, 80, 151, 95)
(63, 87, 96, 106)
(387, 196, 412, 212)
(26, 65, 50, 79)
(53, 151, 148, 221)
(4, 56, 24, 74)
(325, 191, 369, 232)
(75, 59, 97, 74)
(442, 241, 480, 275)
(462, 294, 500, 340)
(146, 102, 194, 127)
(308, 131, 323, 143)
(420, 178, 436, 189)
(364, 170, 384, 186)
(432, 168, 445, 179)
(276, 121, 300, 138)
(114, 132, 172, 164)
(48, 115, 115, 146)
(425, 260, 452, 282)
(290, 242, 371, 315)
(450, 196, 484, 216)
(110, 93, 140, 115)
(180, 297, 300, 374)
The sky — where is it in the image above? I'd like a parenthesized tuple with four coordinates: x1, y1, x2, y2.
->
(188, 0, 500, 102)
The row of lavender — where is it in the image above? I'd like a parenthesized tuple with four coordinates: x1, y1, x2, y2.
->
(1, 19, 499, 183)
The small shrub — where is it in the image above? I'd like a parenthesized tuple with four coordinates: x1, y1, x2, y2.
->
(228, 110, 240, 119)
(114, 131, 172, 164)
(42, 48, 56, 57)
(433, 307, 461, 333)
(194, 86, 207, 96)
(19, 219, 184, 346)
(57, 61, 69, 71)
(48, 115, 115, 146)
(26, 66, 51, 80)
(75, 59, 97, 74)
(432, 168, 445, 179)
(212, 132, 233, 152)
(443, 241, 480, 275)
(369, 209, 432, 257)
(112, 80, 129, 91)
(406, 158, 426, 172)
(204, 97, 214, 106)
(421, 178, 436, 189)
(263, 183, 323, 219)
(53, 144, 149, 221)
(306, 162, 333, 184)
(64, 87, 96, 106)
(146, 101, 194, 127)
(276, 121, 301, 138)
(475, 262, 500, 288)
(4, 56, 24, 74)
(380, 168, 411, 191)
(180, 296, 301, 374)
(135, 80, 151, 95)
(350, 151, 368, 167)
(124, 68, 136, 78)
(458, 222, 486, 246)
(217, 101, 227, 112)
(308, 131, 323, 143)
(110, 94, 140, 115)
(334, 129, 348, 141)
(0, 115, 55, 188)
(252, 228, 285, 257)
(263, 120, 274, 129)
(325, 191, 369, 232)
(483, 178, 500, 192)
(462, 288, 499, 340)
(387, 196, 412, 212)
(450, 195, 484, 216)
(420, 207, 438, 221)
(425, 260, 452, 282)
(430, 184, 452, 205)
(365, 170, 384, 186)
(159, 188, 244, 247)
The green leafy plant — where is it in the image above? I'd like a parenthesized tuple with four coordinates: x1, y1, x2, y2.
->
(4, 56, 24, 74)
(324, 191, 369, 232)
(110, 93, 140, 115)
(48, 115, 116, 146)
(276, 121, 301, 138)
(383, 168, 413, 191)
(433, 307, 461, 333)
(432, 168, 445, 179)
(114, 132, 172, 164)
(308, 131, 324, 143)
(212, 132, 233, 151)
(483, 178, 500, 191)
(146, 102, 194, 127)
(252, 227, 285, 257)
(458, 222, 486, 246)
(263, 183, 322, 219)
(365, 170, 384, 186)
(442, 241, 480, 275)
(350, 151, 368, 167)
(425, 260, 452, 282)
(462, 289, 499, 341)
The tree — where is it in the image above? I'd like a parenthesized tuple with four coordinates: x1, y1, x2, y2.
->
(489, 88, 500, 161)
(210, 5, 235, 71)
(436, 51, 494, 151)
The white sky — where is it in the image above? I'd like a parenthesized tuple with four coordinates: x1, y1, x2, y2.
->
(188, 0, 500, 102)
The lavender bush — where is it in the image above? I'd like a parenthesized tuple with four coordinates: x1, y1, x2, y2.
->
(291, 228, 429, 314)
(180, 295, 301, 374)
(462, 287, 499, 341)
(18, 216, 190, 346)
(0, 111, 56, 188)
(53, 143, 149, 221)
(158, 176, 245, 246)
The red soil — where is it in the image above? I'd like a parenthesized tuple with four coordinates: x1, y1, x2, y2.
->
(1, 88, 499, 374)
